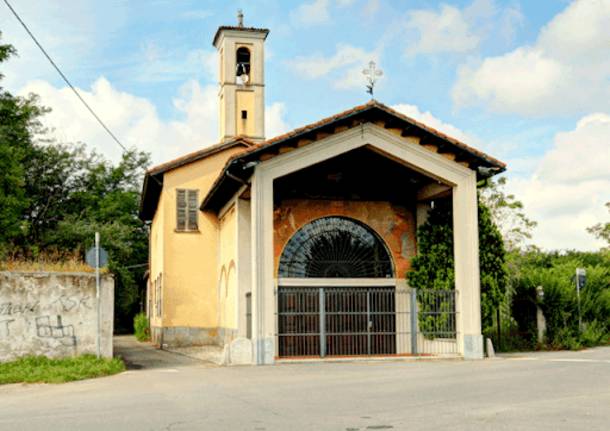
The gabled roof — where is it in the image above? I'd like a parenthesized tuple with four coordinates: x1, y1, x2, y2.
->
(201, 100, 506, 212)
(139, 137, 254, 221)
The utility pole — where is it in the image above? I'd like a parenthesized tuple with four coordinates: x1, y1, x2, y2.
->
(575, 268, 586, 333)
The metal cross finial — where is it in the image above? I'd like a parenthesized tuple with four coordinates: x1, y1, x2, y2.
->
(362, 60, 383, 98)
(237, 9, 244, 27)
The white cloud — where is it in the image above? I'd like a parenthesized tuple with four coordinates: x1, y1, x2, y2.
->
(0, 0, 127, 91)
(288, 44, 380, 90)
(18, 78, 289, 166)
(405, 3, 480, 56)
(363, 0, 380, 16)
(508, 113, 610, 250)
(499, 4, 525, 44)
(266, 102, 291, 139)
(290, 0, 330, 27)
(453, 0, 610, 115)
(134, 43, 217, 83)
(391, 104, 474, 144)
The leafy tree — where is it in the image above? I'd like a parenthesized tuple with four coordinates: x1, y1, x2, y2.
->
(587, 202, 610, 249)
(479, 176, 537, 250)
(509, 250, 610, 349)
(407, 196, 508, 333)
(0, 36, 47, 255)
(0, 35, 150, 332)
(478, 202, 509, 329)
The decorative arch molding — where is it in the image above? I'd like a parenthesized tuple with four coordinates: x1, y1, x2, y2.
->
(278, 216, 394, 279)
(225, 260, 236, 297)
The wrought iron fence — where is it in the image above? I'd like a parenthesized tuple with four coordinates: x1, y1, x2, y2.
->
(416, 288, 458, 355)
(276, 286, 458, 358)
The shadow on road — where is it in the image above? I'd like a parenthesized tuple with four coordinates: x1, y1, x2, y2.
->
(113, 335, 206, 370)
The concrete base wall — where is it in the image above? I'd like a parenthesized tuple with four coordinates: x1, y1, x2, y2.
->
(151, 325, 238, 348)
(0, 271, 114, 362)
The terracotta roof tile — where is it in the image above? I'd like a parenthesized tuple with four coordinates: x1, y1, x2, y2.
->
(147, 137, 254, 176)
(212, 26, 270, 46)
(219, 99, 505, 169)
(200, 100, 507, 212)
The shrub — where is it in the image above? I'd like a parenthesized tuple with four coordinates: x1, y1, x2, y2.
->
(134, 312, 150, 341)
(508, 250, 610, 350)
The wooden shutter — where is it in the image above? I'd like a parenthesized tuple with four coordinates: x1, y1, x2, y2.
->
(187, 190, 198, 231)
(176, 189, 186, 231)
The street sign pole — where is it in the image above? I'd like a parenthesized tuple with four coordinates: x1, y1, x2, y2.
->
(95, 232, 101, 359)
(575, 268, 585, 333)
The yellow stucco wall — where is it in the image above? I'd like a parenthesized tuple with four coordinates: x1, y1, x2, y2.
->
(149, 188, 165, 328)
(218, 204, 238, 330)
(149, 146, 245, 330)
(236, 90, 255, 136)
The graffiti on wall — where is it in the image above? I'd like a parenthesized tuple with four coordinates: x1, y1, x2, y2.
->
(0, 293, 95, 359)
(0, 293, 92, 348)
(0, 272, 113, 362)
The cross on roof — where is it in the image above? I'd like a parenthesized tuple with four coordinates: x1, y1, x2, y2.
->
(362, 61, 383, 98)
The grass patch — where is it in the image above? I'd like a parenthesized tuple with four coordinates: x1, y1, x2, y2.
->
(0, 250, 109, 273)
(0, 355, 125, 385)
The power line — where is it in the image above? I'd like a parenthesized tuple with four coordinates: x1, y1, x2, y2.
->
(2, 0, 129, 154)
(3, 0, 164, 188)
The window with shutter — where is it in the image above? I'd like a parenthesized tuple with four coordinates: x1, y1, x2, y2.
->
(176, 188, 199, 231)
(187, 190, 198, 230)
(176, 189, 186, 231)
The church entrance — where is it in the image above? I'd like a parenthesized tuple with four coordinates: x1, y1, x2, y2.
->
(276, 217, 399, 358)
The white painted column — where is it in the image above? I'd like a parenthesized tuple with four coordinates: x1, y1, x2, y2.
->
(236, 198, 252, 339)
(452, 173, 483, 359)
(250, 170, 276, 364)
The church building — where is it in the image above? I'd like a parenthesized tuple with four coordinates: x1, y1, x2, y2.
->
(139, 16, 505, 365)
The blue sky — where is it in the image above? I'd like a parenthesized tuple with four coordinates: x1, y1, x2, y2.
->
(1, 0, 609, 250)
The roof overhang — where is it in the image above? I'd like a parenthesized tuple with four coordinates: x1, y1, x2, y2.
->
(200, 101, 506, 213)
(212, 26, 270, 47)
(139, 138, 253, 221)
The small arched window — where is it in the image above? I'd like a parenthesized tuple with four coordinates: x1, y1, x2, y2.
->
(236, 47, 251, 77)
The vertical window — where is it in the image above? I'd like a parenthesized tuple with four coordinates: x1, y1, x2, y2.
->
(176, 189, 199, 231)
(156, 273, 163, 318)
(236, 47, 251, 76)
(246, 293, 252, 339)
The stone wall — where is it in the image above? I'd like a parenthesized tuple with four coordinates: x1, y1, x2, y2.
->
(0, 271, 114, 362)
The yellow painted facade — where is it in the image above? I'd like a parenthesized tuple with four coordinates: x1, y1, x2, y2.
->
(236, 90, 255, 136)
(148, 147, 245, 334)
(218, 204, 238, 331)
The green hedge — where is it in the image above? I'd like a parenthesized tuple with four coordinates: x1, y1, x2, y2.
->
(509, 251, 610, 350)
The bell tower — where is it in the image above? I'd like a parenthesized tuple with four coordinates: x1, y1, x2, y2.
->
(213, 10, 269, 143)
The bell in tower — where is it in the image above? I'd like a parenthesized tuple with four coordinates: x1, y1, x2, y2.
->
(236, 47, 251, 85)
(213, 11, 269, 143)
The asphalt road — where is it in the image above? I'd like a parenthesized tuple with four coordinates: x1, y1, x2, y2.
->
(1, 337, 609, 431)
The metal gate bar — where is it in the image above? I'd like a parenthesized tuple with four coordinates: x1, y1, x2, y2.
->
(277, 286, 458, 358)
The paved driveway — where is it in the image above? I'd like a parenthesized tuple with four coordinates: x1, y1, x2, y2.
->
(1, 338, 609, 431)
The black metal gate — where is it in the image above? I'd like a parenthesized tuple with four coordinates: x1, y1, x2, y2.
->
(277, 287, 397, 357)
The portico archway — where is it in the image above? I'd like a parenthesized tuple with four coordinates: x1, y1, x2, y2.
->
(277, 216, 398, 357)
(278, 216, 394, 279)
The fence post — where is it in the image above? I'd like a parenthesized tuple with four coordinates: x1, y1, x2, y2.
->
(319, 288, 326, 358)
(366, 290, 372, 355)
(410, 288, 418, 355)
